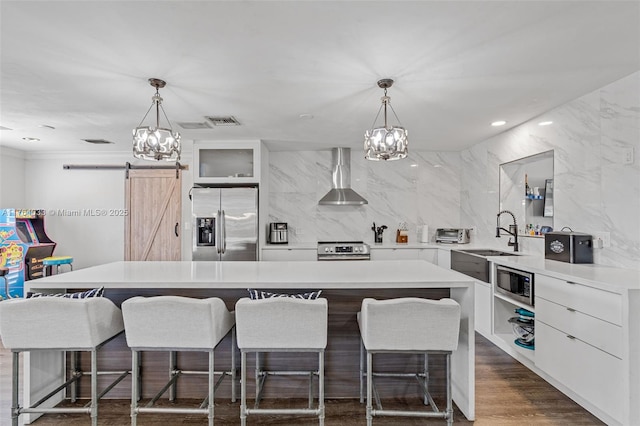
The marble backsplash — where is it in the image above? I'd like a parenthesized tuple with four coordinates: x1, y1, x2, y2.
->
(268, 71, 639, 269)
(461, 71, 640, 269)
(268, 150, 462, 245)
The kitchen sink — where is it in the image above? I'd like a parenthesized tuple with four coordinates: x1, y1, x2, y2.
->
(459, 249, 519, 256)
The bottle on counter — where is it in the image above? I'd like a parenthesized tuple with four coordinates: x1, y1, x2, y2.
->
(525, 174, 531, 196)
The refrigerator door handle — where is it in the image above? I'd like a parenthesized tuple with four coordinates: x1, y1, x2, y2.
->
(216, 210, 222, 254)
(221, 210, 227, 254)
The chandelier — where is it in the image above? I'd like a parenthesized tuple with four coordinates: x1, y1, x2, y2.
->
(364, 79, 408, 161)
(132, 78, 181, 161)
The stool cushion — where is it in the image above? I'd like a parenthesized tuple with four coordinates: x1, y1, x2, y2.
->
(236, 297, 328, 350)
(359, 297, 461, 352)
(247, 288, 322, 300)
(0, 297, 124, 350)
(122, 296, 235, 350)
(26, 287, 104, 299)
(42, 256, 74, 266)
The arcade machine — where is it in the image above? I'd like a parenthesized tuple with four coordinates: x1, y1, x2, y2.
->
(0, 209, 56, 298)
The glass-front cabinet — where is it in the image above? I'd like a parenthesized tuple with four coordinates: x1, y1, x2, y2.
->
(193, 140, 261, 184)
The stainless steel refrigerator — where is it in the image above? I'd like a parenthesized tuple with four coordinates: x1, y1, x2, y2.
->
(192, 186, 258, 261)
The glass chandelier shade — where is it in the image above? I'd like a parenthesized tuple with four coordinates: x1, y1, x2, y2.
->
(364, 79, 408, 161)
(133, 78, 181, 161)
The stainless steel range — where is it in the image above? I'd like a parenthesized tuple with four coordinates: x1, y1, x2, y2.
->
(317, 241, 370, 261)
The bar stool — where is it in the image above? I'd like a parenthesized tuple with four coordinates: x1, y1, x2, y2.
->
(358, 297, 461, 426)
(121, 296, 236, 426)
(0, 296, 128, 426)
(235, 297, 328, 425)
(42, 255, 73, 277)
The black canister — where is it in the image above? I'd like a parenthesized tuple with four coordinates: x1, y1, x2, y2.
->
(544, 231, 593, 263)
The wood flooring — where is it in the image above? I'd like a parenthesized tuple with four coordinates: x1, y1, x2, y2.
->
(0, 333, 603, 425)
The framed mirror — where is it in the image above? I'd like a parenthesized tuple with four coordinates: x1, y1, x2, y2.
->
(499, 150, 554, 237)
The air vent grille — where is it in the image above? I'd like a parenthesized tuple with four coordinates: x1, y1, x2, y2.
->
(82, 139, 115, 144)
(177, 122, 213, 130)
(205, 116, 241, 126)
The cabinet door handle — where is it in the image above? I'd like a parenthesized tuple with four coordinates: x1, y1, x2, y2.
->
(566, 335, 576, 340)
(174, 222, 179, 237)
(566, 281, 577, 285)
(566, 307, 576, 312)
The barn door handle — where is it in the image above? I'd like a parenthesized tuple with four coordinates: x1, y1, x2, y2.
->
(174, 222, 179, 237)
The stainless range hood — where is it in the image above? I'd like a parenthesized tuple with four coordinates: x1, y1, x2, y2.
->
(319, 148, 368, 206)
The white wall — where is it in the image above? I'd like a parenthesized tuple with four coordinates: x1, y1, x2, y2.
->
(21, 151, 194, 269)
(0, 146, 26, 208)
(460, 71, 640, 269)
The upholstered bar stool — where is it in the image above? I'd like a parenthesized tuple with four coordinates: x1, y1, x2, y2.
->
(0, 296, 127, 426)
(235, 297, 328, 425)
(121, 296, 236, 426)
(358, 297, 461, 426)
(42, 255, 74, 277)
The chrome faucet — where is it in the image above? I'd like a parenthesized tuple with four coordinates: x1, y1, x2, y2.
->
(496, 210, 519, 252)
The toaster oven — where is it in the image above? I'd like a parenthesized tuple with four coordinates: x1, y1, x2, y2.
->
(435, 228, 470, 244)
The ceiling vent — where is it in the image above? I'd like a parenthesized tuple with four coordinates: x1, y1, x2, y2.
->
(82, 139, 115, 144)
(177, 121, 213, 130)
(205, 116, 241, 126)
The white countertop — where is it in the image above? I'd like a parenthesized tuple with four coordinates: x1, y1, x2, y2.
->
(28, 260, 474, 291)
(261, 242, 466, 250)
(488, 255, 640, 292)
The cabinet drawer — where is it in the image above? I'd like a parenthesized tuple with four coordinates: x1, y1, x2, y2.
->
(536, 298, 622, 358)
(536, 322, 622, 423)
(536, 274, 621, 325)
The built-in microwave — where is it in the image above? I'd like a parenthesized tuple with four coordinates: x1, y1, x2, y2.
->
(495, 265, 534, 307)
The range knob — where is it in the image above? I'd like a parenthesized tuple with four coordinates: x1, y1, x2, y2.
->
(324, 247, 330, 252)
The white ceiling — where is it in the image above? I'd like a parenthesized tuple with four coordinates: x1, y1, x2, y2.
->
(1, 1, 639, 155)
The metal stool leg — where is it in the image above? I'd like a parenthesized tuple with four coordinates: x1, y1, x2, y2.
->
(319, 351, 325, 426)
(240, 351, 247, 426)
(131, 350, 139, 426)
(91, 349, 98, 426)
(366, 351, 373, 426)
(12, 351, 19, 426)
(208, 350, 214, 426)
(359, 338, 364, 403)
(169, 351, 177, 401)
(446, 353, 453, 426)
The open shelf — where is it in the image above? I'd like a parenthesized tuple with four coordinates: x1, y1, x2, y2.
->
(494, 292, 536, 312)
(494, 332, 535, 361)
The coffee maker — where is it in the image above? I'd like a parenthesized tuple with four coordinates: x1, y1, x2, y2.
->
(268, 223, 288, 244)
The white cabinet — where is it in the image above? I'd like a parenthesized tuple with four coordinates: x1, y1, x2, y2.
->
(261, 248, 316, 261)
(370, 248, 419, 261)
(369, 248, 438, 264)
(437, 249, 451, 269)
(535, 273, 624, 424)
(194, 140, 261, 184)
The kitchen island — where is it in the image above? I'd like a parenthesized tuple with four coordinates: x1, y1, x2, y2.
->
(23, 260, 475, 422)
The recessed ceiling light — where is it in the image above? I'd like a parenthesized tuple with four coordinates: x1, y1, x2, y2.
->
(22, 137, 40, 142)
(299, 113, 314, 119)
(38, 125, 56, 130)
(410, 163, 418, 168)
(538, 121, 553, 126)
(491, 120, 506, 127)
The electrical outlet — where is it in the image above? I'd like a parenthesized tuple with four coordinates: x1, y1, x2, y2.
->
(592, 231, 611, 248)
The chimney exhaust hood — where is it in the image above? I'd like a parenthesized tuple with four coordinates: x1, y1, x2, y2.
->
(319, 148, 368, 206)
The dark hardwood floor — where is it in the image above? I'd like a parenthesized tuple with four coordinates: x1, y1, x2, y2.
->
(0, 333, 603, 425)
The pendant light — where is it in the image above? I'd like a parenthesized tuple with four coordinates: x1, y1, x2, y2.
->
(132, 78, 181, 161)
(364, 79, 408, 161)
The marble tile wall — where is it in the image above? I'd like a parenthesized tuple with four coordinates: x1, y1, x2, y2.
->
(460, 71, 640, 269)
(268, 71, 639, 269)
(268, 150, 462, 245)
